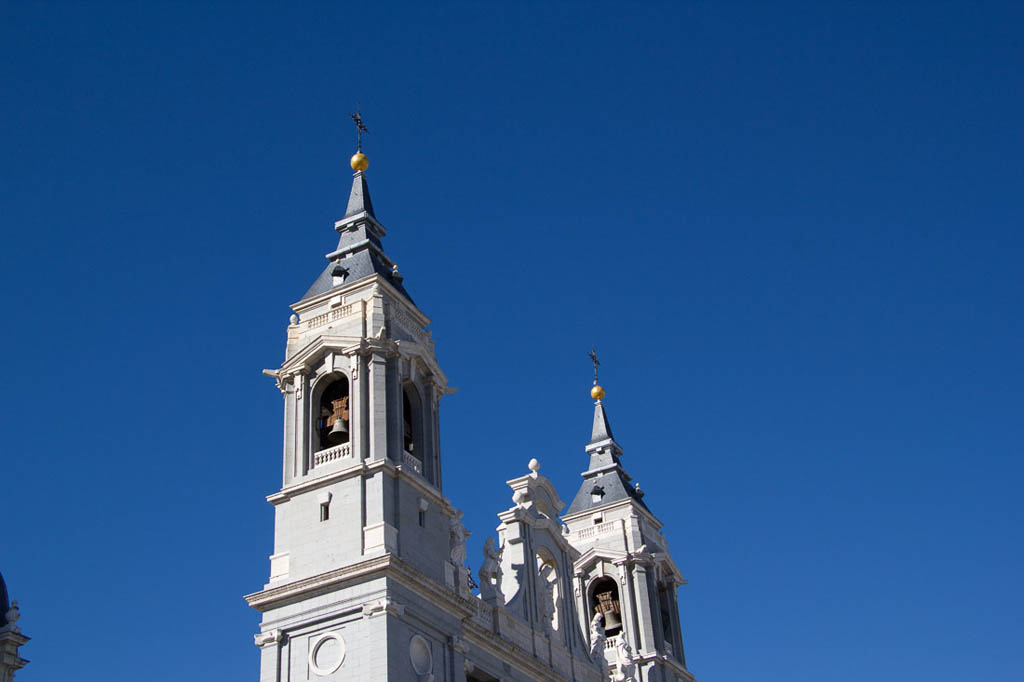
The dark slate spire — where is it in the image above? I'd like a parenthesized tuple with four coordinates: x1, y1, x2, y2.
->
(297, 162, 412, 304)
(344, 170, 374, 218)
(0, 570, 8, 617)
(564, 392, 649, 516)
(589, 400, 615, 444)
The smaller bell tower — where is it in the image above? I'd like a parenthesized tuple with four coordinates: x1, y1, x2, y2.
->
(563, 364, 696, 682)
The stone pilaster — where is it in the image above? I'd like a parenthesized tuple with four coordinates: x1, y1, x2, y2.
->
(0, 629, 29, 682)
(367, 350, 389, 462)
(632, 563, 658, 657)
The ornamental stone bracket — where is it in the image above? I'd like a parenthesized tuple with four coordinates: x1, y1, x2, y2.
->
(451, 635, 467, 654)
(361, 597, 405, 618)
(253, 629, 285, 648)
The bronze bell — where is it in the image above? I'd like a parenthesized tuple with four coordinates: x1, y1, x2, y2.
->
(325, 397, 350, 445)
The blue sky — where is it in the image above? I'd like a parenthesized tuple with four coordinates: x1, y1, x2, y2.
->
(2, 2, 1022, 681)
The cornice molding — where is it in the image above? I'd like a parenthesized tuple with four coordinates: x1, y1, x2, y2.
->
(266, 457, 453, 513)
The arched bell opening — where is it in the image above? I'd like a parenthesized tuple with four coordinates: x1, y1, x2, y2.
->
(402, 382, 424, 461)
(657, 581, 676, 657)
(588, 575, 623, 638)
(316, 375, 350, 450)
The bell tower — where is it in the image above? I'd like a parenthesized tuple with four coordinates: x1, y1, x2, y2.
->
(246, 138, 467, 682)
(563, 372, 696, 682)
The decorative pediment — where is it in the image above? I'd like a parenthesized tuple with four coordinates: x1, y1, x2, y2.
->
(504, 459, 566, 520)
(573, 545, 685, 585)
(573, 546, 630, 574)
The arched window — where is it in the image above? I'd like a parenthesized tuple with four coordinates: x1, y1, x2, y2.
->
(402, 383, 423, 459)
(589, 575, 623, 637)
(316, 376, 350, 451)
(403, 389, 415, 454)
(536, 551, 560, 632)
(658, 582, 675, 656)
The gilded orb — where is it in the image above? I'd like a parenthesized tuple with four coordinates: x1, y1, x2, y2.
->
(590, 384, 605, 400)
(350, 152, 369, 171)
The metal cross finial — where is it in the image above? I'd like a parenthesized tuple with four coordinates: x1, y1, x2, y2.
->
(350, 109, 369, 152)
(588, 347, 600, 383)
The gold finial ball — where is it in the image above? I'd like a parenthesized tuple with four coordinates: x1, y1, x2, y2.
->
(350, 152, 369, 171)
(591, 384, 605, 400)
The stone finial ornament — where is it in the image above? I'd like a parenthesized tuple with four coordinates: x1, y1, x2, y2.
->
(528, 458, 540, 473)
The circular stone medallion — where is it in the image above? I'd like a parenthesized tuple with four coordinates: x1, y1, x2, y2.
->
(409, 634, 432, 675)
(308, 632, 346, 676)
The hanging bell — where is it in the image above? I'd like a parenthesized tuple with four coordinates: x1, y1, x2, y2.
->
(324, 396, 350, 446)
(327, 416, 349, 445)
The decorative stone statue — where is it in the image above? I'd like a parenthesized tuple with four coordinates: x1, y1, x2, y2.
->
(612, 637, 636, 681)
(449, 511, 467, 566)
(477, 538, 503, 602)
(538, 578, 555, 632)
(3, 600, 19, 632)
(589, 609, 606, 659)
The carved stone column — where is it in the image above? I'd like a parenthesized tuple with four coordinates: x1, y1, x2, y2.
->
(295, 371, 310, 476)
(348, 353, 365, 461)
(367, 350, 389, 462)
(632, 563, 658, 657)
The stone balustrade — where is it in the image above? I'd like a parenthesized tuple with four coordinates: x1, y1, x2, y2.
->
(303, 305, 355, 331)
(574, 520, 620, 543)
(603, 635, 621, 665)
(402, 450, 423, 474)
(313, 442, 352, 466)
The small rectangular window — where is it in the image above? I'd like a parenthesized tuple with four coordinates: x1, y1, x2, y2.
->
(320, 502, 330, 522)
(418, 509, 426, 527)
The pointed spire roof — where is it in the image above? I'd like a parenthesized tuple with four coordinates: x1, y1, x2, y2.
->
(296, 162, 412, 305)
(564, 389, 650, 517)
(589, 400, 615, 444)
(344, 171, 374, 218)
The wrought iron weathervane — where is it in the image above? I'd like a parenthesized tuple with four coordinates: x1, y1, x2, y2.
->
(588, 347, 600, 384)
(350, 109, 369, 152)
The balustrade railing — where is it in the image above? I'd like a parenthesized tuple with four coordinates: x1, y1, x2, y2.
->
(313, 442, 352, 466)
(303, 305, 354, 331)
(574, 519, 620, 543)
(402, 450, 423, 475)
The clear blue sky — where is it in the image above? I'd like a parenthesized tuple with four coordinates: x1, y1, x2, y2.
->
(2, 2, 1021, 681)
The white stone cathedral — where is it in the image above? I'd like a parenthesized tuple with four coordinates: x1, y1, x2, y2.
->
(244, 149, 697, 682)
(0, 573, 28, 682)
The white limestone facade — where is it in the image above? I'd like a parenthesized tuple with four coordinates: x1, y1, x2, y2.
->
(245, 162, 697, 682)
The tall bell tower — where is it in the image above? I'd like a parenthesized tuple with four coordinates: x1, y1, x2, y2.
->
(245, 141, 467, 682)
(563, 376, 696, 682)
